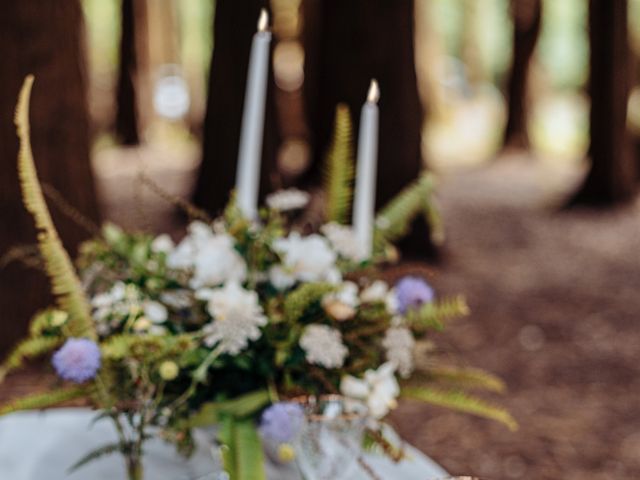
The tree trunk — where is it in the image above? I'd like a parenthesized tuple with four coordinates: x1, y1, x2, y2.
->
(569, 0, 636, 206)
(301, 0, 436, 258)
(0, 2, 100, 355)
(193, 0, 279, 215)
(502, 0, 542, 150)
(115, 0, 141, 145)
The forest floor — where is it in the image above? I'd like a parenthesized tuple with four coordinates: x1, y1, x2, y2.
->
(2, 148, 640, 479)
(390, 155, 640, 480)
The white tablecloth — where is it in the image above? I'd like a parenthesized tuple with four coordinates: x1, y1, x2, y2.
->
(0, 408, 447, 479)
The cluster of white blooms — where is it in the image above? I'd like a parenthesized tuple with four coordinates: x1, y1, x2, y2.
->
(320, 223, 365, 262)
(340, 362, 400, 419)
(382, 326, 415, 378)
(299, 324, 348, 368)
(360, 280, 399, 315)
(270, 233, 341, 290)
(91, 282, 168, 336)
(265, 188, 310, 212)
(198, 282, 267, 355)
(157, 222, 247, 289)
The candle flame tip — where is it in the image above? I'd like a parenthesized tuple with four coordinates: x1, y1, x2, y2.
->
(258, 9, 269, 32)
(367, 79, 380, 103)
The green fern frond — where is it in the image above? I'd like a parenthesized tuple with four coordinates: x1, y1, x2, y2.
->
(406, 295, 470, 331)
(0, 336, 61, 382)
(375, 172, 441, 244)
(67, 443, 122, 473)
(14, 76, 95, 340)
(283, 283, 334, 322)
(0, 386, 92, 415)
(402, 386, 517, 431)
(323, 104, 355, 223)
(406, 366, 506, 393)
(219, 415, 267, 480)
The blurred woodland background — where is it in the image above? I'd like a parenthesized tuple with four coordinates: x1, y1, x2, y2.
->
(2, 1, 640, 478)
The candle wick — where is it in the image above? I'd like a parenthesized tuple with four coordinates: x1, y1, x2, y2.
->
(257, 8, 269, 32)
(367, 79, 380, 103)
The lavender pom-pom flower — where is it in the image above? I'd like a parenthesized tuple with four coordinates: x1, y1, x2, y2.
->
(259, 402, 304, 444)
(395, 276, 435, 314)
(52, 338, 102, 383)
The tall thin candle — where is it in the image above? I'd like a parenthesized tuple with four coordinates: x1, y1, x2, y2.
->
(353, 79, 380, 259)
(235, 9, 271, 219)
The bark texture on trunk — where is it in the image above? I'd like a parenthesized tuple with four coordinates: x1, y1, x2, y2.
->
(570, 0, 636, 206)
(301, 0, 436, 258)
(502, 0, 542, 150)
(115, 0, 141, 146)
(0, 2, 100, 355)
(193, 0, 279, 215)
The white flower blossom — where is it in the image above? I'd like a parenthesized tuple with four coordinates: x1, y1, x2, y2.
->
(340, 362, 400, 419)
(142, 300, 168, 324)
(266, 188, 310, 212)
(360, 280, 399, 315)
(320, 223, 366, 262)
(382, 327, 415, 378)
(272, 233, 339, 284)
(299, 324, 348, 368)
(190, 234, 247, 288)
(151, 234, 175, 254)
(200, 282, 267, 355)
(268, 265, 296, 291)
(322, 281, 360, 320)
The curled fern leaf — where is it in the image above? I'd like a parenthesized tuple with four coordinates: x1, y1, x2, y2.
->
(323, 104, 355, 223)
(0, 386, 92, 415)
(0, 336, 61, 382)
(375, 172, 442, 245)
(14, 76, 95, 340)
(406, 366, 506, 393)
(402, 386, 517, 431)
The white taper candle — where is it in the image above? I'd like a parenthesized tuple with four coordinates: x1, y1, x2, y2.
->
(353, 79, 380, 259)
(235, 9, 272, 219)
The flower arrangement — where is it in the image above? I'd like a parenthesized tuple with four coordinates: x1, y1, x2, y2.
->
(0, 77, 514, 480)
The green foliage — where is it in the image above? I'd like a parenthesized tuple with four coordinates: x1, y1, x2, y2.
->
(188, 390, 270, 427)
(101, 334, 196, 362)
(283, 283, 334, 323)
(407, 366, 506, 393)
(14, 76, 95, 340)
(67, 443, 121, 473)
(0, 386, 93, 415)
(218, 415, 266, 480)
(0, 336, 61, 382)
(406, 295, 470, 331)
(375, 172, 443, 245)
(402, 386, 517, 431)
(323, 104, 355, 223)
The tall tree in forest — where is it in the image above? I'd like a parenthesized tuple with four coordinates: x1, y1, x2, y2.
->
(302, 0, 435, 258)
(502, 0, 542, 150)
(570, 0, 637, 206)
(193, 0, 279, 214)
(0, 2, 100, 355)
(115, 0, 142, 145)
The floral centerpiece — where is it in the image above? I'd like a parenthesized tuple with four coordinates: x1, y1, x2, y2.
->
(0, 77, 514, 480)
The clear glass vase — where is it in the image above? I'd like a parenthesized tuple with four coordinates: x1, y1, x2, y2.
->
(292, 395, 368, 480)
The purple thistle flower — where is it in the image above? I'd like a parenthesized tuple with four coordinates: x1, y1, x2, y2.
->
(395, 276, 435, 314)
(52, 338, 101, 383)
(259, 402, 304, 443)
